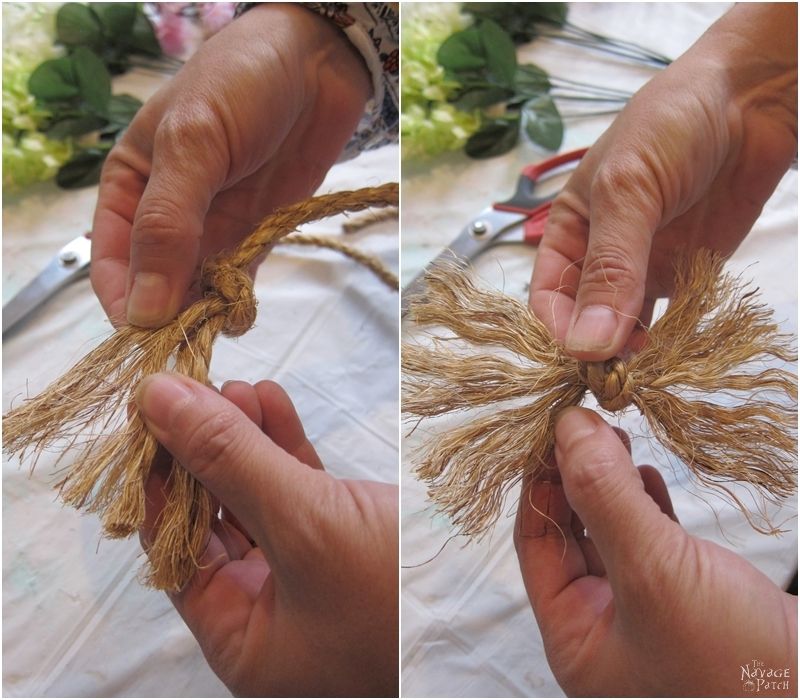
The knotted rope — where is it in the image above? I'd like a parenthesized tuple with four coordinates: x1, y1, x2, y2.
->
(403, 249, 797, 538)
(578, 358, 635, 412)
(4, 183, 398, 591)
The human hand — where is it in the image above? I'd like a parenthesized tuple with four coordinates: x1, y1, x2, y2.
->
(530, 3, 797, 360)
(136, 375, 398, 697)
(92, 3, 371, 327)
(514, 406, 797, 697)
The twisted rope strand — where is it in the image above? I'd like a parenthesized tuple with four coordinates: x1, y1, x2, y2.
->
(278, 233, 399, 290)
(4, 183, 399, 591)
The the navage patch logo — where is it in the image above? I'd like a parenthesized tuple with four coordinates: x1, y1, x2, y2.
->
(741, 659, 791, 692)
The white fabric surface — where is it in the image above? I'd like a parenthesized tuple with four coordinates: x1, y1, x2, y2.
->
(401, 3, 797, 697)
(2, 62, 399, 695)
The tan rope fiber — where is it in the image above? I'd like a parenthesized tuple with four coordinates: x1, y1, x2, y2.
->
(402, 249, 797, 539)
(4, 183, 398, 591)
(279, 233, 399, 289)
(342, 206, 399, 233)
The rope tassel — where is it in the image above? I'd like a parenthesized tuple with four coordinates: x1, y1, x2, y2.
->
(402, 249, 797, 538)
(4, 183, 398, 591)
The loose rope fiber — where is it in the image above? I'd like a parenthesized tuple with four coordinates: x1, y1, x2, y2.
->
(403, 249, 797, 539)
(4, 183, 398, 591)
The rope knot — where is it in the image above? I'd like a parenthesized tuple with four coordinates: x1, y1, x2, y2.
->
(578, 357, 635, 411)
(202, 263, 257, 337)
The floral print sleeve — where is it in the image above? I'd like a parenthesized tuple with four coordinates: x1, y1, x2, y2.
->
(237, 3, 398, 159)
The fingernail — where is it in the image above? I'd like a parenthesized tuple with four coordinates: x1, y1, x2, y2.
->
(565, 305, 618, 353)
(136, 373, 193, 430)
(554, 406, 602, 452)
(127, 272, 172, 327)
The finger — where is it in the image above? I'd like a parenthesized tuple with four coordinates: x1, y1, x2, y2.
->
(136, 372, 329, 561)
(577, 532, 606, 578)
(564, 160, 661, 360)
(514, 468, 614, 634)
(554, 407, 683, 579)
(611, 427, 631, 454)
(172, 533, 273, 654)
(621, 297, 656, 357)
(139, 445, 174, 552)
(221, 380, 263, 426)
(213, 516, 259, 561)
(638, 465, 679, 523)
(221, 504, 257, 547)
(637, 296, 656, 330)
(221, 379, 323, 469)
(91, 155, 148, 326)
(126, 112, 227, 328)
(253, 380, 325, 470)
(216, 382, 261, 545)
(140, 451, 235, 583)
(218, 379, 324, 547)
(514, 465, 595, 611)
(529, 199, 590, 343)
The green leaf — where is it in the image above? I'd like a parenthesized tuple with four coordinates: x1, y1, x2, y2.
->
(532, 3, 568, 26)
(523, 95, 563, 151)
(465, 118, 520, 158)
(46, 114, 108, 139)
(107, 93, 142, 127)
(28, 58, 80, 101)
(513, 64, 551, 96)
(454, 85, 514, 111)
(438, 26, 487, 73)
(128, 11, 162, 56)
(72, 47, 112, 114)
(94, 3, 137, 38)
(465, 3, 568, 43)
(56, 148, 107, 188)
(479, 20, 517, 86)
(57, 3, 103, 49)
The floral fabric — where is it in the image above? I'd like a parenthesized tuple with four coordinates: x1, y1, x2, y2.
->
(237, 3, 398, 159)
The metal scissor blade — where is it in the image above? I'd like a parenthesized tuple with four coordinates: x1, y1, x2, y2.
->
(2, 234, 92, 336)
(401, 209, 525, 317)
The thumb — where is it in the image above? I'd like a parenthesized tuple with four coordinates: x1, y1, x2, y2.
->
(126, 116, 225, 328)
(136, 372, 325, 558)
(553, 406, 681, 578)
(565, 162, 660, 359)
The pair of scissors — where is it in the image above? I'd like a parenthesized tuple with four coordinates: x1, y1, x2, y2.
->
(2, 233, 92, 336)
(401, 147, 588, 316)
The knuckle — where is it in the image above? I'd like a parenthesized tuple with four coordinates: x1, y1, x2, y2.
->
(580, 244, 640, 294)
(548, 189, 589, 226)
(591, 154, 662, 219)
(591, 156, 647, 200)
(567, 443, 624, 502)
(155, 103, 220, 155)
(132, 200, 193, 258)
(180, 408, 244, 480)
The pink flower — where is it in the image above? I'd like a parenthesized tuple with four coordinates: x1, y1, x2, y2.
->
(153, 4, 193, 58)
(197, 3, 236, 37)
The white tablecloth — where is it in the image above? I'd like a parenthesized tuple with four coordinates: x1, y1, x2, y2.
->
(401, 3, 797, 697)
(3, 62, 398, 695)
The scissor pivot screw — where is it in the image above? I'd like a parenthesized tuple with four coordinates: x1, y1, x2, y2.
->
(470, 221, 488, 236)
(59, 251, 78, 265)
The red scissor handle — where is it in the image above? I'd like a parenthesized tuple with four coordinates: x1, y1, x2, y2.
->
(494, 147, 589, 216)
(521, 147, 589, 181)
(523, 202, 552, 244)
